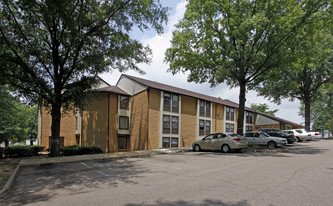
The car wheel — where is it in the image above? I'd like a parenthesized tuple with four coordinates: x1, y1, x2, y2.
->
(193, 144, 201, 152)
(221, 144, 230, 153)
(268, 141, 277, 149)
(296, 137, 301, 142)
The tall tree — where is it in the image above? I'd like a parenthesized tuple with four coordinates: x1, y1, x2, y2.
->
(165, 0, 328, 135)
(257, 8, 333, 131)
(298, 84, 333, 133)
(250, 103, 278, 116)
(0, 0, 168, 156)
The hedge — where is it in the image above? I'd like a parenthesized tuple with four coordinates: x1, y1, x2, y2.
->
(2, 145, 45, 158)
(60, 145, 103, 156)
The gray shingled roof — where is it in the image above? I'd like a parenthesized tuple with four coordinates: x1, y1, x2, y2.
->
(122, 74, 301, 127)
(95, 86, 129, 96)
(122, 74, 239, 108)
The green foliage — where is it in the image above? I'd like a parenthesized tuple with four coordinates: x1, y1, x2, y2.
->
(0, 0, 168, 156)
(299, 84, 333, 131)
(165, 0, 329, 134)
(0, 85, 37, 145)
(250, 103, 279, 116)
(3, 145, 45, 158)
(258, 7, 333, 130)
(60, 145, 103, 156)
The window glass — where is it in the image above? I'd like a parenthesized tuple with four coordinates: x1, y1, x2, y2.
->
(163, 115, 170, 134)
(199, 100, 205, 116)
(162, 137, 170, 148)
(230, 108, 235, 121)
(205, 120, 211, 135)
(226, 123, 230, 132)
(172, 95, 179, 113)
(199, 120, 205, 136)
(120, 96, 129, 110)
(230, 123, 234, 133)
(163, 92, 171, 111)
(226, 107, 230, 120)
(206, 102, 211, 117)
(172, 116, 179, 134)
(171, 138, 178, 148)
(119, 116, 129, 130)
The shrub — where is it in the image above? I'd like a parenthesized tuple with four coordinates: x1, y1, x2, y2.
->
(4, 145, 45, 157)
(248, 143, 259, 148)
(60, 145, 102, 156)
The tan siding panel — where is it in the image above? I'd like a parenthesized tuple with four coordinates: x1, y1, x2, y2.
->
(181, 96, 197, 147)
(148, 89, 160, 149)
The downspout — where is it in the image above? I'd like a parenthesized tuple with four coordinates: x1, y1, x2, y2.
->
(146, 89, 150, 150)
(107, 93, 110, 153)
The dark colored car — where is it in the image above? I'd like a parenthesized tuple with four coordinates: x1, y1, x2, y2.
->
(266, 131, 296, 144)
(258, 128, 281, 133)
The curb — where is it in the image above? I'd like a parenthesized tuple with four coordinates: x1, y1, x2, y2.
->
(0, 163, 20, 199)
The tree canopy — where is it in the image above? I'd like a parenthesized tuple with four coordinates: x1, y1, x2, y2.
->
(250, 103, 278, 116)
(0, 85, 37, 146)
(0, 0, 168, 156)
(165, 0, 329, 134)
(257, 7, 333, 131)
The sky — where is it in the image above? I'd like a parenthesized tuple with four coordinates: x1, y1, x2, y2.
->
(100, 0, 304, 125)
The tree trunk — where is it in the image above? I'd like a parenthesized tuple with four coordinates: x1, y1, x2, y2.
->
(304, 95, 311, 131)
(50, 101, 61, 157)
(237, 83, 247, 135)
(5, 139, 9, 147)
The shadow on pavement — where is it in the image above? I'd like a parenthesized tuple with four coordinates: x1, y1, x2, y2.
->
(1, 158, 152, 205)
(127, 199, 251, 206)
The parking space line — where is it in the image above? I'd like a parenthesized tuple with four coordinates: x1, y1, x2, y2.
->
(80, 162, 110, 177)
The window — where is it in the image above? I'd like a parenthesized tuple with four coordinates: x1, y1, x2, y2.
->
(163, 115, 179, 134)
(226, 107, 235, 121)
(163, 137, 179, 148)
(163, 115, 170, 134)
(120, 96, 129, 110)
(119, 116, 129, 130)
(246, 111, 253, 124)
(118, 136, 129, 150)
(226, 123, 235, 133)
(199, 100, 211, 117)
(163, 92, 171, 111)
(171, 138, 178, 147)
(172, 116, 179, 134)
(164, 92, 179, 113)
(162, 137, 170, 148)
(246, 126, 253, 132)
(199, 119, 211, 136)
(172, 95, 179, 113)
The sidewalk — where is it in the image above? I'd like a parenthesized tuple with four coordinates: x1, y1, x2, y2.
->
(0, 148, 191, 199)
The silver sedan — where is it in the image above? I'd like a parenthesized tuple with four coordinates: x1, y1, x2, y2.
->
(192, 133, 248, 153)
(244, 132, 287, 148)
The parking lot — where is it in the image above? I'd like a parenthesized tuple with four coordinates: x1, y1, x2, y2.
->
(2, 139, 333, 206)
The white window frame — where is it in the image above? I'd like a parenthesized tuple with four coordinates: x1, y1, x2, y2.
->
(159, 91, 181, 148)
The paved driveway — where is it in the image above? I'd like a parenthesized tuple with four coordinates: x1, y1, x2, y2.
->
(2, 139, 333, 206)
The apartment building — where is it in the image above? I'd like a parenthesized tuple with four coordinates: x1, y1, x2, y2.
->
(37, 74, 302, 152)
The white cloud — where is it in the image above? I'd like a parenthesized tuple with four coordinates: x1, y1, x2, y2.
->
(100, 0, 304, 126)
